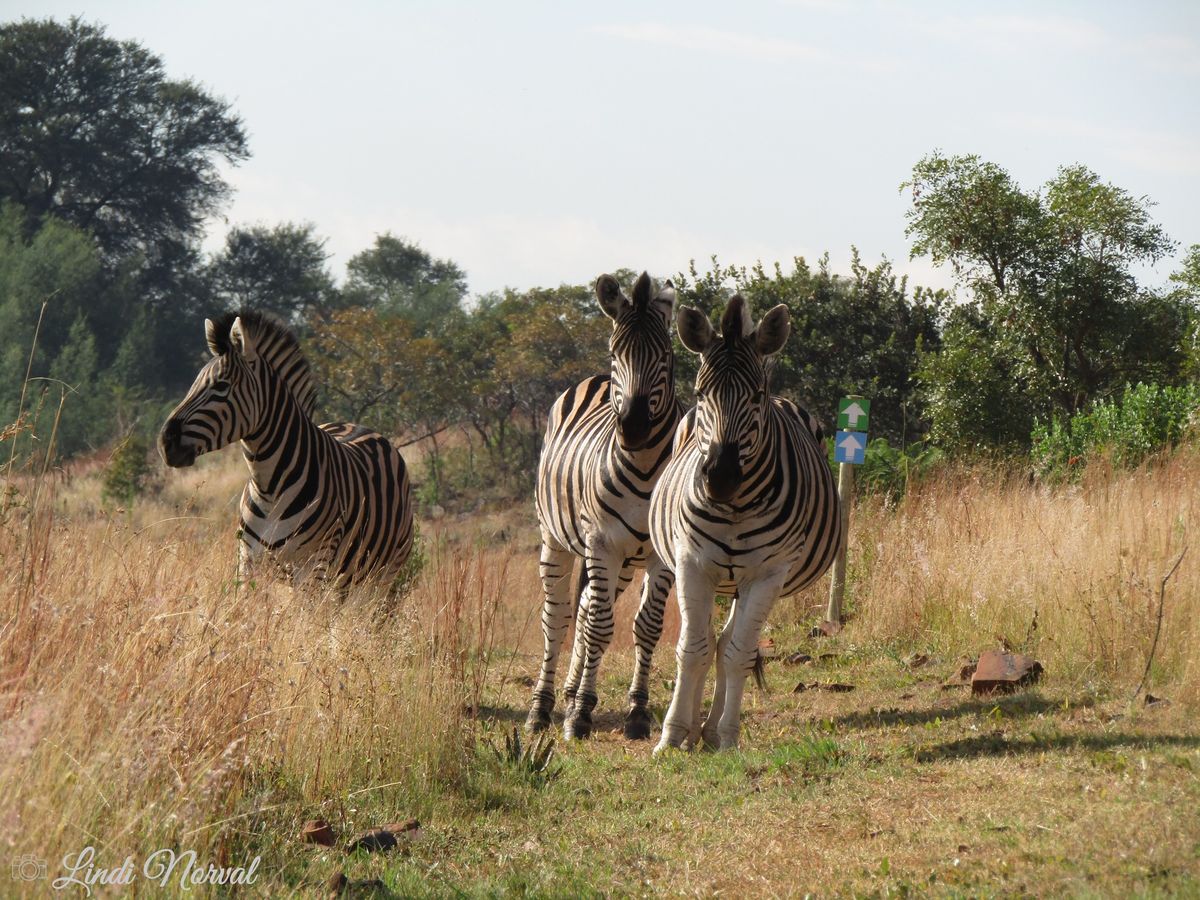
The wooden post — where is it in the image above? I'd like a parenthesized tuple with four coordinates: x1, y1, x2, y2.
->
(825, 448, 855, 625)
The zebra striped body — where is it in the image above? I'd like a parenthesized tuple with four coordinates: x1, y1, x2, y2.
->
(159, 311, 413, 588)
(650, 295, 841, 753)
(527, 272, 683, 740)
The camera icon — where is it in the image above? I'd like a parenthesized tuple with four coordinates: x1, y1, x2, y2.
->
(11, 854, 47, 881)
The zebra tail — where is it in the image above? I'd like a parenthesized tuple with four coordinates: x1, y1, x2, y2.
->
(752, 651, 768, 693)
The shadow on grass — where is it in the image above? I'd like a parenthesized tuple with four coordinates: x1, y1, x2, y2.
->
(468, 704, 634, 734)
(821, 692, 1094, 730)
(914, 731, 1200, 763)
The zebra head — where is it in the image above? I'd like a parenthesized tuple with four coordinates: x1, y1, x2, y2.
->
(677, 295, 791, 503)
(595, 271, 676, 451)
(159, 314, 291, 467)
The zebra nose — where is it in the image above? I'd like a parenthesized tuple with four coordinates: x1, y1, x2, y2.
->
(159, 418, 196, 468)
(617, 395, 651, 449)
(702, 442, 741, 501)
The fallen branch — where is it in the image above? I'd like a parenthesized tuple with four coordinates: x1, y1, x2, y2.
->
(1132, 545, 1187, 702)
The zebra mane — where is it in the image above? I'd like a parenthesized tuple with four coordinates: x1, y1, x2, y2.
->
(208, 310, 318, 416)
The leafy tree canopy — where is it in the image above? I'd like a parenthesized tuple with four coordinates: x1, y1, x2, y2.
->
(0, 16, 248, 260)
(208, 222, 336, 325)
(903, 152, 1182, 428)
(344, 233, 468, 334)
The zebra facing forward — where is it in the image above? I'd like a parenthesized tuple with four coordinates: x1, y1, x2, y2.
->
(527, 272, 684, 740)
(158, 311, 414, 588)
(650, 295, 841, 753)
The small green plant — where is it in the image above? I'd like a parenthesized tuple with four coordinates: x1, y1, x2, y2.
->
(101, 432, 152, 507)
(834, 437, 944, 502)
(485, 725, 561, 788)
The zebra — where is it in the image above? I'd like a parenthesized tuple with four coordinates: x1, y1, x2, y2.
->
(526, 271, 684, 741)
(649, 294, 841, 753)
(158, 310, 414, 588)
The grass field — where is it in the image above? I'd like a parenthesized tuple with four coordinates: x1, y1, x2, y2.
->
(1, 444, 1197, 897)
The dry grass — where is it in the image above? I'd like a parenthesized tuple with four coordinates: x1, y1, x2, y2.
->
(0, 443, 1197, 896)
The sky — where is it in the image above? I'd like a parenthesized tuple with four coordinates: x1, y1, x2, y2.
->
(7, 0, 1199, 297)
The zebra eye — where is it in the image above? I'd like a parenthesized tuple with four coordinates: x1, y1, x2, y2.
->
(211, 379, 231, 395)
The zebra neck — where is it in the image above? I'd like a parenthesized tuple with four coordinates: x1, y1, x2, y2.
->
(238, 387, 332, 503)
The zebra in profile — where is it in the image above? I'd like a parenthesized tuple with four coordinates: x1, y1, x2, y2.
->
(649, 295, 841, 753)
(527, 271, 684, 740)
(158, 311, 414, 588)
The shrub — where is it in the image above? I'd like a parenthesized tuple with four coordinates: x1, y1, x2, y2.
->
(1031, 382, 1200, 478)
(101, 432, 153, 507)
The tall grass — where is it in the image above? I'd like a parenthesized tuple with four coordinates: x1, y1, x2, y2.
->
(0, 440, 532, 888)
(842, 450, 1197, 702)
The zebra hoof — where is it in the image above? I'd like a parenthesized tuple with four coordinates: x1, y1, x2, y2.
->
(623, 707, 654, 741)
(524, 707, 552, 733)
(562, 712, 592, 741)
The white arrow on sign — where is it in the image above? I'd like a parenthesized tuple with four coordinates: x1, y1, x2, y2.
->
(843, 401, 867, 428)
(838, 432, 864, 454)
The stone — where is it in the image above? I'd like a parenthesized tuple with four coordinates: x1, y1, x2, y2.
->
(942, 657, 977, 688)
(970, 650, 1043, 695)
(809, 620, 842, 638)
(301, 819, 335, 846)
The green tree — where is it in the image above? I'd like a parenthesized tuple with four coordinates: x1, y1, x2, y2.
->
(343, 233, 467, 334)
(208, 223, 337, 325)
(0, 17, 248, 260)
(904, 152, 1185, 444)
(1171, 245, 1200, 379)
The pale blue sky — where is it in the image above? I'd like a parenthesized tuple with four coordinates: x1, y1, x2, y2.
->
(7, 1, 1200, 295)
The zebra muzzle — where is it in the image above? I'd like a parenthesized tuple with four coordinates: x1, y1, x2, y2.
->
(617, 395, 652, 450)
(702, 442, 741, 502)
(159, 418, 198, 468)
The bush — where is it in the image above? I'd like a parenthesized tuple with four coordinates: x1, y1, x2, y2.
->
(101, 432, 153, 507)
(856, 437, 945, 502)
(1031, 382, 1200, 478)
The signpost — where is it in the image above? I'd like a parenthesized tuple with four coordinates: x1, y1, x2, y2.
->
(826, 395, 869, 626)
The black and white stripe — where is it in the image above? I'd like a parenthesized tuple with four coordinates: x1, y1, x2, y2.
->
(650, 295, 840, 753)
(526, 272, 684, 740)
(159, 311, 414, 588)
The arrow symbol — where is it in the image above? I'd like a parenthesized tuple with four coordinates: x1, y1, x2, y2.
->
(843, 401, 866, 428)
(838, 433, 864, 453)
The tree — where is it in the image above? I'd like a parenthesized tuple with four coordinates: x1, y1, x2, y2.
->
(0, 17, 248, 260)
(904, 152, 1184, 441)
(1170, 244, 1200, 379)
(208, 223, 337, 325)
(343, 233, 468, 334)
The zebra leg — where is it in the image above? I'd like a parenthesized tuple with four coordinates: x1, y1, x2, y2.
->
(701, 598, 738, 749)
(713, 574, 785, 751)
(654, 557, 716, 756)
(562, 553, 629, 740)
(623, 557, 674, 740)
(526, 542, 577, 733)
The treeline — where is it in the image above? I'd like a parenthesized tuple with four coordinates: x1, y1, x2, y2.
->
(2, 17, 1199, 506)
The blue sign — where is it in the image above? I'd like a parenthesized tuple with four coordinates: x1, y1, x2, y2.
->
(834, 430, 866, 465)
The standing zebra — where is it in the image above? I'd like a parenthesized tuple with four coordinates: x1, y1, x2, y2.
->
(650, 295, 841, 753)
(158, 311, 414, 588)
(527, 271, 684, 740)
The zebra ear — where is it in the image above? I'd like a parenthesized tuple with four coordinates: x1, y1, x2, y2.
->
(754, 304, 791, 357)
(229, 316, 258, 361)
(649, 279, 676, 326)
(595, 273, 630, 321)
(205, 318, 223, 357)
(677, 305, 715, 354)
